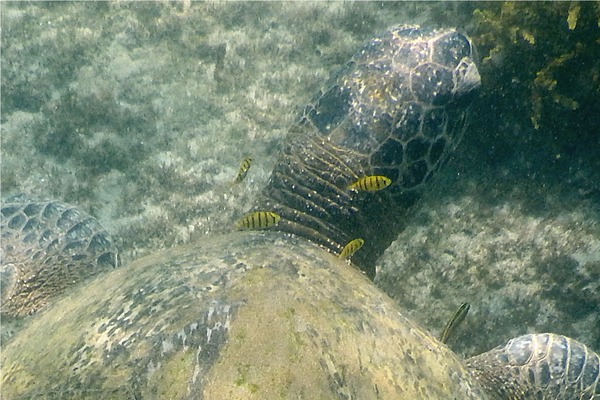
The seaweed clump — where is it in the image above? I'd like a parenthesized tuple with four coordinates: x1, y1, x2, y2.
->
(466, 2, 599, 176)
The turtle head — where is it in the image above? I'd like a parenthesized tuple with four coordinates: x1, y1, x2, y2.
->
(252, 26, 480, 278)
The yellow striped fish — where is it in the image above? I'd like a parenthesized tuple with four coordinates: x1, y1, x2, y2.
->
(347, 175, 392, 192)
(236, 211, 281, 230)
(440, 302, 470, 344)
(233, 157, 253, 184)
(339, 238, 365, 260)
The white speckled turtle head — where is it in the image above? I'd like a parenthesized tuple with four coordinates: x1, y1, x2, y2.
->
(255, 25, 481, 276)
(309, 25, 480, 188)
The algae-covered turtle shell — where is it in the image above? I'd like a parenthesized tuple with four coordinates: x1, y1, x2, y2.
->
(3, 231, 598, 399)
(2, 232, 490, 399)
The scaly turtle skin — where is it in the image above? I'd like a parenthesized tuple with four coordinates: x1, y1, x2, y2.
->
(256, 25, 481, 277)
(0, 194, 119, 318)
(466, 333, 600, 399)
(1, 25, 598, 399)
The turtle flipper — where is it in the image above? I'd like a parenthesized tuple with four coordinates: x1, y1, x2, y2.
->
(1, 194, 120, 318)
(466, 333, 600, 399)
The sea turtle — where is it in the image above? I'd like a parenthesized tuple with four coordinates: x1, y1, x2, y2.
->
(1, 25, 599, 399)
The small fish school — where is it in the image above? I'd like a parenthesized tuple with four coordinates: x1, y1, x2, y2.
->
(236, 211, 281, 230)
(233, 157, 253, 184)
(232, 161, 379, 264)
(339, 238, 364, 260)
(347, 175, 391, 192)
(440, 302, 470, 345)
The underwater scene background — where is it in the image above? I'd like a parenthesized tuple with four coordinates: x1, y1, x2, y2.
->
(2, 2, 599, 358)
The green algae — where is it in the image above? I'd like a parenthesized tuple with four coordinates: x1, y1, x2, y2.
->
(469, 2, 600, 158)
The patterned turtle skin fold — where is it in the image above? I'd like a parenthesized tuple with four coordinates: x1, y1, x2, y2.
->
(466, 333, 600, 400)
(0, 194, 120, 317)
(254, 26, 481, 277)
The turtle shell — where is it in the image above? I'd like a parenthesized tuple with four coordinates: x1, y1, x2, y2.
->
(1, 232, 489, 399)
